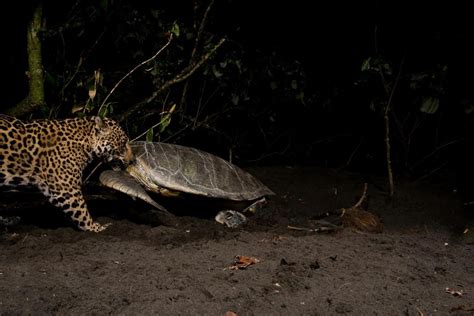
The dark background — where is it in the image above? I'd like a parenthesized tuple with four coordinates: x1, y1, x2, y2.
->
(2, 0, 473, 192)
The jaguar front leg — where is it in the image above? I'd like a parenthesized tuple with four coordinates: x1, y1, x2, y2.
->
(44, 186, 110, 232)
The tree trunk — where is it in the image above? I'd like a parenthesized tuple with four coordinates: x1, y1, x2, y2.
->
(6, 2, 45, 117)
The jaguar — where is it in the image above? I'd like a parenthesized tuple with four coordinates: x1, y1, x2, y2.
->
(0, 114, 134, 232)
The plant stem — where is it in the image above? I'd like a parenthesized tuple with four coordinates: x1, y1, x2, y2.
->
(383, 58, 404, 198)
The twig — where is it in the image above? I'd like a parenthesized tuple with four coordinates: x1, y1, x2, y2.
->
(193, 79, 207, 129)
(383, 58, 404, 198)
(162, 123, 192, 143)
(82, 161, 103, 184)
(131, 106, 175, 142)
(61, 56, 83, 97)
(179, 0, 215, 108)
(97, 34, 174, 115)
(287, 225, 316, 232)
(161, 109, 231, 143)
(179, 0, 215, 109)
(287, 225, 333, 233)
(119, 37, 226, 122)
(192, 0, 214, 59)
(245, 137, 292, 163)
(415, 306, 424, 316)
(411, 139, 463, 169)
(338, 137, 363, 170)
(351, 183, 368, 210)
(412, 162, 448, 183)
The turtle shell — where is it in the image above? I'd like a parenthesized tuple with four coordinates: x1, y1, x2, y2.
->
(127, 141, 274, 201)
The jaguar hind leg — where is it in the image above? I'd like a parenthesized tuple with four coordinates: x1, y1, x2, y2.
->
(44, 186, 110, 232)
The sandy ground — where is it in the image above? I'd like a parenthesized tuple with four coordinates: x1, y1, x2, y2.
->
(1, 166, 473, 315)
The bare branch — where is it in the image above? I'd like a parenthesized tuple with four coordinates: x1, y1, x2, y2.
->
(351, 183, 368, 210)
(119, 37, 226, 122)
(98, 34, 174, 115)
(180, 0, 215, 108)
(383, 58, 404, 198)
(191, 0, 215, 60)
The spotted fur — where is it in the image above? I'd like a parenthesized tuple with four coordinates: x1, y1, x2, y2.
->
(0, 114, 134, 232)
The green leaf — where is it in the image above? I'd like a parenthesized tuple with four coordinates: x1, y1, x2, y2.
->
(231, 94, 239, 105)
(369, 100, 376, 111)
(44, 71, 59, 88)
(159, 104, 176, 133)
(420, 96, 439, 114)
(98, 104, 109, 118)
(159, 116, 170, 133)
(151, 10, 161, 19)
(464, 103, 474, 114)
(296, 91, 305, 101)
(99, 0, 108, 11)
(212, 65, 223, 78)
(234, 60, 242, 73)
(382, 63, 392, 75)
(361, 58, 371, 71)
(291, 80, 297, 90)
(146, 127, 154, 142)
(171, 22, 180, 37)
(159, 111, 173, 133)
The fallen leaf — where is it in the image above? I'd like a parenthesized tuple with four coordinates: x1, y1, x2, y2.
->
(226, 255, 260, 270)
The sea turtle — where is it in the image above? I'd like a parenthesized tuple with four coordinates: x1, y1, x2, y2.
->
(99, 141, 275, 227)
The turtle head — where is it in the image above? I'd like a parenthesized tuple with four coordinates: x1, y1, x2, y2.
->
(91, 116, 135, 169)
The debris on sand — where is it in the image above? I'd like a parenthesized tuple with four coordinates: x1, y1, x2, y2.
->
(287, 223, 339, 233)
(445, 287, 464, 297)
(339, 183, 383, 233)
(225, 255, 260, 270)
(299, 183, 382, 233)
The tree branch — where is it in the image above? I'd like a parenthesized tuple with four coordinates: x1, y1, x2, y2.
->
(118, 37, 226, 122)
(180, 0, 215, 108)
(98, 34, 174, 115)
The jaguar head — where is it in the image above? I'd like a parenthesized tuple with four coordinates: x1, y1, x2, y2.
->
(92, 116, 134, 169)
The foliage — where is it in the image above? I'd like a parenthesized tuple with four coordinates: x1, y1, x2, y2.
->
(357, 54, 463, 176)
(34, 0, 310, 162)
(7, 0, 472, 175)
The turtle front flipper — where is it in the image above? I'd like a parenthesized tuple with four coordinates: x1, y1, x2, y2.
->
(99, 170, 168, 213)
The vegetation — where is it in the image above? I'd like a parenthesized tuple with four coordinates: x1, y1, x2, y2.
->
(3, 0, 473, 196)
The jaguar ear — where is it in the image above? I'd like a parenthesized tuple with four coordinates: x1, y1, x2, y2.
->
(94, 116, 105, 130)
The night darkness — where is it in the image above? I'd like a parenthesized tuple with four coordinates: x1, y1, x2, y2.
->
(2, 0, 474, 185)
(2, 1, 474, 313)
